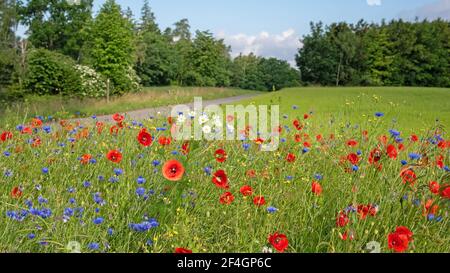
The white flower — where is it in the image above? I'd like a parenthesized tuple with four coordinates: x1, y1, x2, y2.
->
(188, 111, 196, 118)
(202, 125, 212, 134)
(199, 114, 209, 124)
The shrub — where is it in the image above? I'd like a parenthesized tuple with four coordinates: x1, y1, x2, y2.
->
(74, 64, 107, 98)
(24, 49, 82, 96)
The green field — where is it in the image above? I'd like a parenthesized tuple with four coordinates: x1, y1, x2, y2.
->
(237, 87, 450, 132)
(0, 86, 449, 253)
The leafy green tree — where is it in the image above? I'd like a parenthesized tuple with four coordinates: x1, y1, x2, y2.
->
(19, 0, 93, 61)
(88, 0, 137, 94)
(258, 57, 300, 91)
(296, 22, 338, 85)
(0, 0, 19, 94)
(231, 53, 264, 90)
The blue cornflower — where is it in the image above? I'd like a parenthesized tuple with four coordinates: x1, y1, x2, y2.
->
(267, 206, 278, 213)
(146, 239, 153, 246)
(93, 193, 105, 205)
(352, 165, 359, 172)
(4, 170, 13, 177)
(109, 176, 119, 183)
(152, 160, 161, 166)
(136, 187, 146, 197)
(43, 126, 51, 134)
(314, 174, 323, 181)
(42, 167, 49, 174)
(64, 208, 74, 217)
(38, 196, 48, 204)
(108, 228, 114, 236)
(137, 176, 146, 184)
(242, 143, 250, 151)
(286, 176, 294, 181)
(357, 150, 362, 156)
(88, 242, 99, 250)
(401, 160, 408, 166)
(427, 214, 435, 221)
(204, 166, 212, 176)
(28, 233, 36, 239)
(3, 151, 10, 157)
(83, 181, 91, 188)
(302, 148, 310, 154)
(389, 129, 400, 137)
(93, 217, 104, 225)
(113, 168, 123, 176)
(409, 153, 421, 160)
(69, 198, 76, 204)
(129, 219, 159, 232)
(375, 112, 384, 117)
(98, 175, 105, 181)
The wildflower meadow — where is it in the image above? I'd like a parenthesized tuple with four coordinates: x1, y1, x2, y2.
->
(1, 87, 449, 253)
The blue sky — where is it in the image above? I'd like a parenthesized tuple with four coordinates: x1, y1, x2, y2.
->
(91, 0, 449, 65)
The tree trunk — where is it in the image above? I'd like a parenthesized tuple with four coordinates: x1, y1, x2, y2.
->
(336, 52, 343, 86)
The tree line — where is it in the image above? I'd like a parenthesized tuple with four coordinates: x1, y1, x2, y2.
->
(0, 0, 300, 100)
(297, 19, 450, 87)
(1, 1, 449, 101)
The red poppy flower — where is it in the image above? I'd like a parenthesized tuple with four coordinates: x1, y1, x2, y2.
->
(340, 231, 355, 241)
(0, 131, 13, 142)
(220, 192, 235, 205)
(181, 142, 190, 155)
(388, 226, 413, 253)
(311, 181, 322, 196)
(31, 118, 43, 128)
(379, 135, 388, 145)
(253, 196, 266, 206)
(303, 141, 311, 148)
(174, 248, 192, 254)
(394, 226, 413, 242)
(423, 199, 439, 216)
(346, 140, 358, 147)
(336, 212, 349, 227)
(268, 232, 289, 253)
(212, 170, 229, 189)
(293, 120, 303, 131)
(254, 138, 265, 145)
(410, 135, 419, 142)
(106, 150, 122, 163)
(436, 155, 444, 169)
(110, 125, 119, 135)
(316, 134, 323, 142)
(286, 153, 296, 163)
(21, 127, 32, 135)
(214, 149, 227, 163)
(437, 140, 446, 149)
(441, 186, 450, 199)
(429, 181, 440, 195)
(162, 160, 185, 181)
(387, 145, 398, 159)
(10, 186, 22, 199)
(347, 153, 360, 165)
(388, 232, 409, 253)
(112, 113, 124, 123)
(400, 168, 416, 185)
(369, 148, 382, 164)
(246, 169, 256, 178)
(303, 113, 310, 120)
(398, 143, 405, 151)
(294, 134, 302, 143)
(80, 154, 92, 165)
(240, 185, 253, 196)
(137, 129, 152, 147)
(357, 205, 370, 219)
(158, 136, 172, 146)
(96, 122, 104, 134)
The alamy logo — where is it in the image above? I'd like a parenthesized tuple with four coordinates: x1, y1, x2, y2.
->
(170, 97, 280, 152)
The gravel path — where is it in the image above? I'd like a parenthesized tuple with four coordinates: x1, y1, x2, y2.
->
(71, 93, 261, 124)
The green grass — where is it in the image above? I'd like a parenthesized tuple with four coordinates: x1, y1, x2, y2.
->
(237, 87, 450, 132)
(0, 86, 260, 124)
(0, 86, 449, 253)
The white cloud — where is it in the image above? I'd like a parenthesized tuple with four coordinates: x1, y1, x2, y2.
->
(216, 29, 302, 66)
(367, 0, 382, 6)
(398, 0, 450, 20)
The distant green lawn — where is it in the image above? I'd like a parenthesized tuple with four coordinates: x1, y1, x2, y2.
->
(0, 87, 261, 124)
(235, 87, 450, 133)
